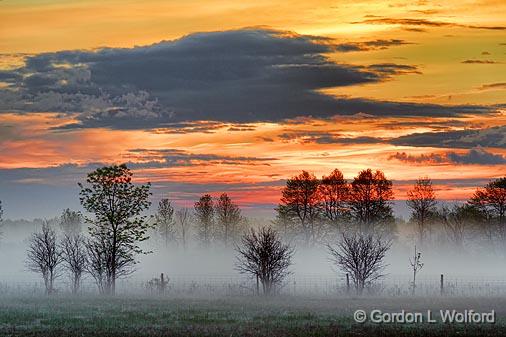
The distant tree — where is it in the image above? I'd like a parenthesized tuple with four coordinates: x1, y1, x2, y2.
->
(26, 222, 63, 294)
(409, 245, 423, 296)
(279, 171, 321, 245)
(272, 205, 296, 239)
(406, 177, 437, 244)
(438, 204, 483, 249)
(155, 199, 176, 247)
(175, 208, 192, 249)
(61, 233, 87, 294)
(215, 193, 243, 245)
(79, 164, 152, 295)
(59, 208, 82, 235)
(328, 232, 391, 295)
(0, 200, 3, 240)
(349, 169, 394, 233)
(470, 177, 506, 239)
(194, 194, 214, 247)
(319, 169, 350, 230)
(235, 226, 294, 296)
(84, 237, 109, 294)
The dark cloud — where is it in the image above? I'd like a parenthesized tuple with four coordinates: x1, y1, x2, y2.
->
(478, 82, 506, 90)
(278, 131, 384, 144)
(354, 17, 506, 31)
(0, 28, 494, 129)
(334, 39, 412, 52)
(389, 148, 506, 165)
(390, 126, 506, 149)
(462, 59, 499, 64)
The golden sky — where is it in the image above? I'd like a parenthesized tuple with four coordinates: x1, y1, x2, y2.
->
(0, 0, 505, 217)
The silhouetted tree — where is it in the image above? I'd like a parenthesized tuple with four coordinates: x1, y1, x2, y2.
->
(79, 164, 152, 295)
(176, 208, 191, 249)
(215, 193, 243, 245)
(349, 169, 394, 233)
(328, 232, 391, 295)
(194, 194, 214, 247)
(59, 208, 82, 235)
(279, 171, 321, 245)
(407, 177, 437, 244)
(155, 198, 176, 247)
(61, 233, 87, 294)
(319, 169, 350, 230)
(272, 205, 296, 239)
(26, 222, 63, 294)
(235, 226, 294, 295)
(470, 177, 506, 240)
(409, 245, 423, 296)
(0, 200, 3, 240)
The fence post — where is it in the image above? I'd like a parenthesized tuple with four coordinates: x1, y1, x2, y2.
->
(346, 273, 350, 295)
(440, 274, 444, 296)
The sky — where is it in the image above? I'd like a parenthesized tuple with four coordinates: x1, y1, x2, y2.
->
(0, 0, 505, 219)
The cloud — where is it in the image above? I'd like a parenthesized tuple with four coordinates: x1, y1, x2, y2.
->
(462, 59, 499, 64)
(278, 131, 384, 144)
(390, 126, 506, 149)
(0, 28, 494, 129)
(354, 17, 506, 31)
(478, 82, 506, 90)
(334, 39, 412, 52)
(389, 148, 506, 165)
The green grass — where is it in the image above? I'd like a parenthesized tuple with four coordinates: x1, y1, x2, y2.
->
(0, 295, 504, 336)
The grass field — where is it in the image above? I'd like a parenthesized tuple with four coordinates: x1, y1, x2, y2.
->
(0, 295, 505, 336)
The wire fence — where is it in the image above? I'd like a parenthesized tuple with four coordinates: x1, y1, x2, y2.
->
(1, 274, 506, 297)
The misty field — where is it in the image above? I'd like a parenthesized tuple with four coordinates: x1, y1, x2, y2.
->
(0, 295, 505, 337)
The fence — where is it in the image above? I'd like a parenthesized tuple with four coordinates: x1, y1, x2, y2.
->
(1, 273, 506, 297)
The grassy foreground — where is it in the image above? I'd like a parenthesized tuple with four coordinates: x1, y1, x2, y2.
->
(0, 295, 504, 336)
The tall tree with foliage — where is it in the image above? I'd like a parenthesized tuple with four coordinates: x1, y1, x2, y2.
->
(349, 169, 394, 233)
(59, 208, 82, 235)
(215, 193, 243, 245)
(279, 171, 321, 245)
(194, 194, 214, 247)
(319, 169, 350, 230)
(470, 177, 506, 239)
(79, 164, 152, 295)
(155, 198, 176, 247)
(406, 177, 437, 244)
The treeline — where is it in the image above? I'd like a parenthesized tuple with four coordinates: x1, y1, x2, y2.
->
(0, 164, 504, 296)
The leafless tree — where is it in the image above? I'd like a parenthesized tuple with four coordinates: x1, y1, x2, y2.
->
(407, 177, 437, 245)
(59, 208, 82, 235)
(61, 233, 87, 294)
(235, 226, 294, 296)
(26, 222, 63, 294)
(175, 208, 192, 249)
(155, 199, 176, 247)
(438, 204, 483, 249)
(194, 194, 214, 247)
(215, 193, 243, 245)
(409, 245, 423, 296)
(328, 232, 391, 295)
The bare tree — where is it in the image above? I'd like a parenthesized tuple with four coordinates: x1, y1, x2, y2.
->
(438, 204, 482, 249)
(61, 233, 87, 294)
(328, 232, 391, 295)
(194, 194, 214, 247)
(235, 227, 294, 296)
(409, 245, 423, 296)
(155, 199, 176, 247)
(26, 222, 63, 294)
(84, 237, 109, 294)
(407, 177, 437, 245)
(175, 208, 191, 249)
(279, 171, 321, 245)
(59, 208, 82, 235)
(215, 193, 243, 245)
